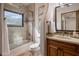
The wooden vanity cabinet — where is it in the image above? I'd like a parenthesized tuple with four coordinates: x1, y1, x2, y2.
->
(47, 39, 79, 56)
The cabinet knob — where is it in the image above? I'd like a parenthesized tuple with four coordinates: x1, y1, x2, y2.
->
(59, 48, 63, 51)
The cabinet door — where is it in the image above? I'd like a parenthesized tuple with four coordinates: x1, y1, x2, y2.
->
(58, 48, 63, 56)
(47, 45, 58, 56)
(63, 50, 76, 56)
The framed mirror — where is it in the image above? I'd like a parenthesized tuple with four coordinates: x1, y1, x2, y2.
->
(55, 3, 79, 32)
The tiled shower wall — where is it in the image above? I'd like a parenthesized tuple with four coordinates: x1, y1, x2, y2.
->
(8, 27, 30, 50)
(8, 27, 24, 44)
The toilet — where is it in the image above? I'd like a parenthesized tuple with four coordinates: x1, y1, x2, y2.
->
(29, 29, 40, 55)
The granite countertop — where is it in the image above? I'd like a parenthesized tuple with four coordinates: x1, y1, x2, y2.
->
(46, 35, 79, 45)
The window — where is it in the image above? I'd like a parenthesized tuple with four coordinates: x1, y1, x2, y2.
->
(4, 10, 24, 27)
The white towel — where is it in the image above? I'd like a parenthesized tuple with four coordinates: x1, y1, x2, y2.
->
(2, 19, 10, 55)
(50, 22, 56, 33)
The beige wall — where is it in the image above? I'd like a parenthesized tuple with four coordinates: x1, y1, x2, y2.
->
(25, 4, 35, 42)
(46, 3, 59, 33)
(0, 4, 2, 55)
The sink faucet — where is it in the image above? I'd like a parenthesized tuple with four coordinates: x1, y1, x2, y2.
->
(61, 31, 64, 36)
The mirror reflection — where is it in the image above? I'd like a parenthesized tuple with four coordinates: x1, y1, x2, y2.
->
(62, 11, 76, 30)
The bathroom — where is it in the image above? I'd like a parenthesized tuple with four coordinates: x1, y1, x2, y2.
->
(1, 3, 79, 56)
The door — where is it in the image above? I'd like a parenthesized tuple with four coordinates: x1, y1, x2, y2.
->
(47, 45, 58, 56)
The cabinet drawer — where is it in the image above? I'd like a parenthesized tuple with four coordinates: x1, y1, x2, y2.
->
(63, 49, 76, 56)
(56, 41, 76, 51)
(76, 45, 79, 53)
(47, 39, 76, 51)
(61, 43, 76, 51)
(47, 39, 60, 47)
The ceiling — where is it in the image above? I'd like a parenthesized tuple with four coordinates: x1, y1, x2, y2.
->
(22, 3, 32, 6)
(8, 3, 33, 8)
(14, 3, 33, 7)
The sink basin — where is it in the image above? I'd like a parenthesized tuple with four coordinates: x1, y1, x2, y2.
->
(47, 34, 79, 40)
(53, 35, 74, 39)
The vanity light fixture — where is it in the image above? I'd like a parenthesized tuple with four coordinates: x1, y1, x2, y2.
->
(65, 3, 72, 7)
(59, 3, 72, 8)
